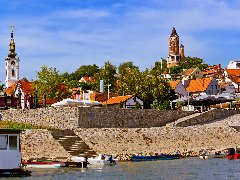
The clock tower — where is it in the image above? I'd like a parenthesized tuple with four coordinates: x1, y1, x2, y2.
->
(5, 25, 20, 88)
(167, 27, 185, 67)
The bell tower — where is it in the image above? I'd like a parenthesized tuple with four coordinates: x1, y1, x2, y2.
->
(167, 27, 184, 67)
(5, 25, 20, 88)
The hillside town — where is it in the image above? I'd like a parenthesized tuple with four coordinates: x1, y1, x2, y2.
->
(2, 27, 240, 177)
(1, 27, 240, 112)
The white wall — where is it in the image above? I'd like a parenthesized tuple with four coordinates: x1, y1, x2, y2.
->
(124, 97, 144, 109)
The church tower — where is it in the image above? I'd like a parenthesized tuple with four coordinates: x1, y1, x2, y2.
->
(5, 26, 20, 88)
(167, 27, 184, 67)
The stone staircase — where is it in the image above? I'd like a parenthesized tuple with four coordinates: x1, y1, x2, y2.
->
(51, 129, 97, 158)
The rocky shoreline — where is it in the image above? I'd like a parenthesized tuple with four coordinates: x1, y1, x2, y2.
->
(20, 114, 240, 162)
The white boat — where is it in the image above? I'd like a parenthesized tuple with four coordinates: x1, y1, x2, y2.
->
(199, 151, 227, 159)
(71, 154, 118, 165)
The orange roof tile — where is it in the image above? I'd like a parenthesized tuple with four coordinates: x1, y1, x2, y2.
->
(102, 95, 133, 105)
(4, 82, 18, 95)
(4, 80, 34, 95)
(21, 81, 34, 94)
(168, 80, 179, 89)
(225, 69, 240, 77)
(184, 68, 197, 76)
(186, 78, 212, 93)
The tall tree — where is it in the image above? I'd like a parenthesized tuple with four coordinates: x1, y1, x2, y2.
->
(93, 61, 117, 93)
(74, 64, 100, 80)
(35, 66, 71, 101)
(116, 62, 140, 95)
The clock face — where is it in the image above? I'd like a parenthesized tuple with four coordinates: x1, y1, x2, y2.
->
(11, 61, 15, 65)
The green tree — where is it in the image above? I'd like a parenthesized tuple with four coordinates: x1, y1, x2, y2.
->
(116, 62, 140, 95)
(74, 64, 99, 80)
(93, 61, 117, 92)
(35, 66, 71, 101)
(179, 56, 208, 71)
(151, 58, 168, 74)
(0, 82, 5, 92)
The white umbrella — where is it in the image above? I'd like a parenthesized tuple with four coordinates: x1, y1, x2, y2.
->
(80, 100, 102, 106)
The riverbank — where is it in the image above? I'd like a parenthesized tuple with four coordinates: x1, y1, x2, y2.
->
(20, 114, 240, 161)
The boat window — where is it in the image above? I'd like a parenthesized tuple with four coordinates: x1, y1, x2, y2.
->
(9, 135, 18, 150)
(0, 135, 8, 150)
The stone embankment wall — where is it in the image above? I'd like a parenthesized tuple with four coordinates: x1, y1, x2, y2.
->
(77, 108, 194, 128)
(0, 107, 194, 128)
(176, 109, 240, 127)
(1, 108, 79, 130)
(18, 113, 240, 162)
(20, 129, 70, 161)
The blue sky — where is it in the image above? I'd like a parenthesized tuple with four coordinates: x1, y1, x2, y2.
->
(1, 0, 240, 83)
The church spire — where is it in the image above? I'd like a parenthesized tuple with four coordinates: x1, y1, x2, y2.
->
(8, 25, 17, 58)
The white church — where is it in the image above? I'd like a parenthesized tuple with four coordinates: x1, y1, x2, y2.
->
(3, 27, 35, 109)
(5, 26, 20, 88)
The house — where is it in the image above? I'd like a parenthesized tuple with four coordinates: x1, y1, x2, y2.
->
(218, 81, 235, 94)
(227, 60, 240, 69)
(168, 80, 188, 98)
(4, 79, 35, 109)
(202, 64, 222, 79)
(224, 69, 240, 93)
(0, 129, 22, 172)
(102, 95, 144, 109)
(182, 67, 203, 80)
(186, 78, 221, 97)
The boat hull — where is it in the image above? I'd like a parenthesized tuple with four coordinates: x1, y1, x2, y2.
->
(22, 162, 65, 168)
(227, 153, 240, 160)
(199, 153, 226, 159)
(131, 154, 181, 161)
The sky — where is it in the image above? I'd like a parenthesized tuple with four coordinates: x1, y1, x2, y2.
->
(1, 0, 240, 84)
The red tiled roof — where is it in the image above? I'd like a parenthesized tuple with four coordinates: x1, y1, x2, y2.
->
(184, 68, 196, 76)
(4, 82, 18, 95)
(186, 78, 212, 93)
(102, 95, 133, 105)
(202, 69, 215, 75)
(168, 80, 179, 89)
(4, 80, 34, 95)
(225, 69, 240, 77)
(21, 81, 34, 94)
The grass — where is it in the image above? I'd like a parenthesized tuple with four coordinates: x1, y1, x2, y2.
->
(0, 121, 49, 130)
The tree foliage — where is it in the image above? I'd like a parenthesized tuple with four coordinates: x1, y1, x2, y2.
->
(93, 61, 117, 93)
(35, 66, 71, 101)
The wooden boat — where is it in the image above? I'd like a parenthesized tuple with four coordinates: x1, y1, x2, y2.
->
(131, 154, 181, 161)
(22, 160, 65, 168)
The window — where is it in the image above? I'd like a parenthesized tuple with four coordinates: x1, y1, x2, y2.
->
(12, 69, 15, 76)
(0, 135, 8, 150)
(9, 136, 18, 150)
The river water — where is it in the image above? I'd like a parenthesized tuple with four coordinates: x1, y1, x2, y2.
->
(5, 158, 240, 179)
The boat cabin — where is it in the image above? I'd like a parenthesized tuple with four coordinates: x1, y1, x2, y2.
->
(0, 129, 21, 170)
